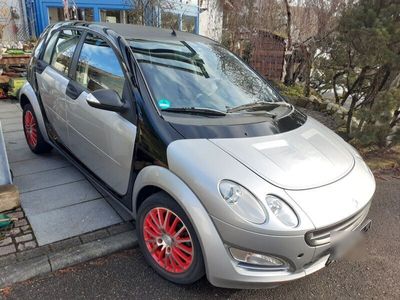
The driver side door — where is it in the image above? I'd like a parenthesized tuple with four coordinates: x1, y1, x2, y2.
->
(65, 33, 136, 195)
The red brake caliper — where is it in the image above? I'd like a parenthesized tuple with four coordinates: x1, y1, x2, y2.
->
(143, 207, 194, 273)
(24, 111, 38, 147)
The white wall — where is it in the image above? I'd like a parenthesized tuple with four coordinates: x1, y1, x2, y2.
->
(199, 0, 223, 42)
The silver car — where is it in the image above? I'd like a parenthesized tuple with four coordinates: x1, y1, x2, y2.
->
(19, 22, 375, 288)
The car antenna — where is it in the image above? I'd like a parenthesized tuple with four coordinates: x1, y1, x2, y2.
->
(171, 27, 177, 36)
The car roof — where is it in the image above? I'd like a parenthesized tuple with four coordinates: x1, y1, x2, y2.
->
(58, 21, 214, 44)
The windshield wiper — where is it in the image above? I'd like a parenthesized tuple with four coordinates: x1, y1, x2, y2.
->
(162, 107, 226, 116)
(227, 101, 291, 116)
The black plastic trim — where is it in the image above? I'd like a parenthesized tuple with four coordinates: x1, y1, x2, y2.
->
(66, 80, 84, 100)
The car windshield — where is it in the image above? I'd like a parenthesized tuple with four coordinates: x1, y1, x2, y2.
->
(129, 39, 283, 114)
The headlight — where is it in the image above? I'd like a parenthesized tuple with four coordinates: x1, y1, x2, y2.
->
(266, 195, 298, 228)
(219, 180, 267, 224)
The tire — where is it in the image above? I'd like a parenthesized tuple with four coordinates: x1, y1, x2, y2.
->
(22, 104, 52, 154)
(137, 191, 205, 284)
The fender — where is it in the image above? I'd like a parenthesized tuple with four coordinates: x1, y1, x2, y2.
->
(132, 166, 235, 286)
(18, 82, 50, 143)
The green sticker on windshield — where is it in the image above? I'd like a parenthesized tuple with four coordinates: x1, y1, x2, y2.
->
(158, 99, 171, 110)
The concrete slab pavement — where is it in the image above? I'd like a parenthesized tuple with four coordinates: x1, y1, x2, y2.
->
(1, 100, 124, 247)
(20, 180, 101, 215)
(29, 199, 122, 245)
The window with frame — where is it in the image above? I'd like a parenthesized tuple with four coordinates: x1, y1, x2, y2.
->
(42, 31, 59, 63)
(75, 34, 125, 96)
(51, 30, 81, 75)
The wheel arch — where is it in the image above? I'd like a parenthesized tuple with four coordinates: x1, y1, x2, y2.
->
(20, 93, 30, 109)
(18, 82, 50, 143)
(132, 166, 201, 219)
(135, 185, 162, 214)
(132, 165, 231, 284)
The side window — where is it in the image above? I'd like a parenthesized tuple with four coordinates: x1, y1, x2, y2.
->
(42, 31, 59, 63)
(75, 33, 125, 96)
(51, 30, 81, 75)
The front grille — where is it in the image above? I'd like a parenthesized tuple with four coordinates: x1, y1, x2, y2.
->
(305, 204, 370, 246)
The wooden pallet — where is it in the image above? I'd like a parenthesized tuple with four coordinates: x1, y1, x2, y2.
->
(0, 54, 31, 66)
(0, 75, 9, 84)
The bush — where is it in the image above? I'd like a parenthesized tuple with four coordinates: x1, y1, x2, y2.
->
(274, 82, 304, 98)
(353, 88, 400, 147)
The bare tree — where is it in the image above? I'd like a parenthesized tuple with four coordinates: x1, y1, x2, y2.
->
(128, 0, 159, 26)
(283, 0, 293, 85)
(283, 0, 346, 92)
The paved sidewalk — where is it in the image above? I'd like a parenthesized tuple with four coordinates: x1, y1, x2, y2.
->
(0, 100, 123, 246)
(0, 223, 136, 288)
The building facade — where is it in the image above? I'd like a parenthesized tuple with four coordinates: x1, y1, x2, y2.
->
(31, 0, 199, 36)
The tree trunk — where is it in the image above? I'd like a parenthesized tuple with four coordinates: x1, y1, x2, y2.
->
(303, 47, 314, 97)
(283, 0, 294, 85)
(304, 60, 311, 97)
(358, 65, 391, 109)
(346, 97, 358, 138)
(333, 71, 346, 104)
(390, 109, 400, 128)
(341, 67, 369, 106)
(284, 0, 292, 51)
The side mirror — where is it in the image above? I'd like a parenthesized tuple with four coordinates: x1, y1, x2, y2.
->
(86, 89, 125, 112)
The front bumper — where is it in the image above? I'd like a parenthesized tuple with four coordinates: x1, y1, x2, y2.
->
(205, 213, 371, 289)
(212, 252, 331, 289)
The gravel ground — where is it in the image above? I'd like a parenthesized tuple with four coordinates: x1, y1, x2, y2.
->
(1, 178, 399, 300)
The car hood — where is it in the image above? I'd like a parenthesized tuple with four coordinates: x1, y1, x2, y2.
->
(210, 117, 355, 190)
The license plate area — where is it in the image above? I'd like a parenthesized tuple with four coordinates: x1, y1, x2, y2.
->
(326, 219, 372, 266)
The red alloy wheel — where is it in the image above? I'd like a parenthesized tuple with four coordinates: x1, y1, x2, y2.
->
(24, 111, 38, 148)
(143, 207, 194, 273)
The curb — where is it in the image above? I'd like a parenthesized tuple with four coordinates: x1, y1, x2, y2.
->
(0, 230, 138, 288)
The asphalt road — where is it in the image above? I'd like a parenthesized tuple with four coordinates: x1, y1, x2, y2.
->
(2, 178, 399, 299)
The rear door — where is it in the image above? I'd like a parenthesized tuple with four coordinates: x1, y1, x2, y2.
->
(36, 29, 81, 145)
(65, 32, 136, 195)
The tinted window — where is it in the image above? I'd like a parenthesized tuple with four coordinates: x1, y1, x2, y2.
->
(129, 40, 280, 112)
(51, 30, 80, 75)
(76, 34, 125, 96)
(42, 31, 59, 63)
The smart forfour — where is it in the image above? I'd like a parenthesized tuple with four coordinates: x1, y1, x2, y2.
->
(19, 22, 375, 288)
